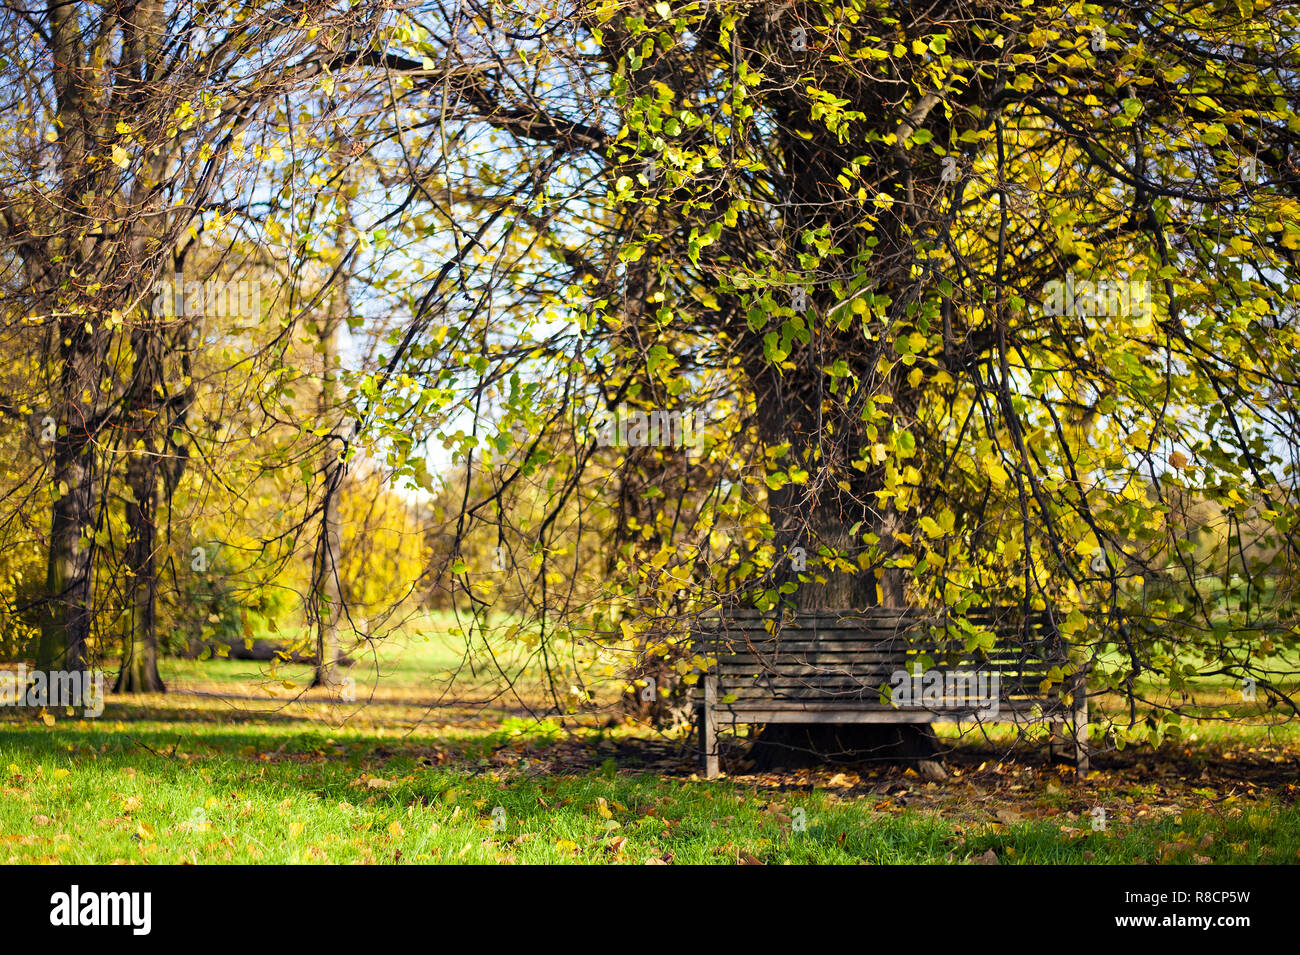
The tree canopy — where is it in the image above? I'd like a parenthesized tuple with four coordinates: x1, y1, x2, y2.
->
(1, 0, 1297, 749)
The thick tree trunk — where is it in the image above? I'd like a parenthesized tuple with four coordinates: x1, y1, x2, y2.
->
(736, 45, 936, 766)
(744, 376, 933, 768)
(37, 459, 93, 672)
(115, 1, 171, 694)
(116, 449, 164, 693)
(36, 342, 98, 673)
(607, 253, 689, 726)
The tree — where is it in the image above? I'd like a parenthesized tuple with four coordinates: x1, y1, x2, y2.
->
(597, 0, 1300, 757)
(309, 157, 357, 690)
(367, 0, 1300, 758)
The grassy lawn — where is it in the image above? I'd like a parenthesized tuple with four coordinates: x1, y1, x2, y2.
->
(1, 625, 1297, 864)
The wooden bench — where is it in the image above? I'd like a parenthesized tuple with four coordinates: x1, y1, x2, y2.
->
(694, 607, 1089, 777)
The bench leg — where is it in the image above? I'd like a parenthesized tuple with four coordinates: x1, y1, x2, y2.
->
(702, 673, 718, 779)
(1049, 718, 1068, 762)
(1073, 684, 1090, 777)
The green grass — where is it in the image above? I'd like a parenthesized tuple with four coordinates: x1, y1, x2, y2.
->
(1, 623, 1297, 864)
(3, 715, 1297, 864)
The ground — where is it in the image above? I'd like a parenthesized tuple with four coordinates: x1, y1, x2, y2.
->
(1, 627, 1296, 864)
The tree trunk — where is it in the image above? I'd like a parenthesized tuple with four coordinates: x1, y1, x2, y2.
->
(115, 0, 171, 694)
(116, 447, 165, 693)
(36, 339, 98, 673)
(35, 4, 100, 674)
(736, 39, 935, 766)
(311, 468, 344, 690)
(747, 381, 931, 768)
(310, 216, 350, 690)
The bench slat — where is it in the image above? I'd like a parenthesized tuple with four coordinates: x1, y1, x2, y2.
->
(699, 634, 1056, 651)
(700, 611, 1056, 628)
(714, 687, 1058, 700)
(708, 655, 1060, 671)
(716, 674, 1058, 689)
(698, 624, 1058, 638)
(710, 699, 1065, 712)
(705, 643, 1058, 656)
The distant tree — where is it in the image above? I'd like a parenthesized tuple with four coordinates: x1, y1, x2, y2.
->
(0, 0, 383, 683)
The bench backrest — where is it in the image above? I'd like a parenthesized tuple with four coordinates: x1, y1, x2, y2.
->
(694, 607, 1067, 710)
